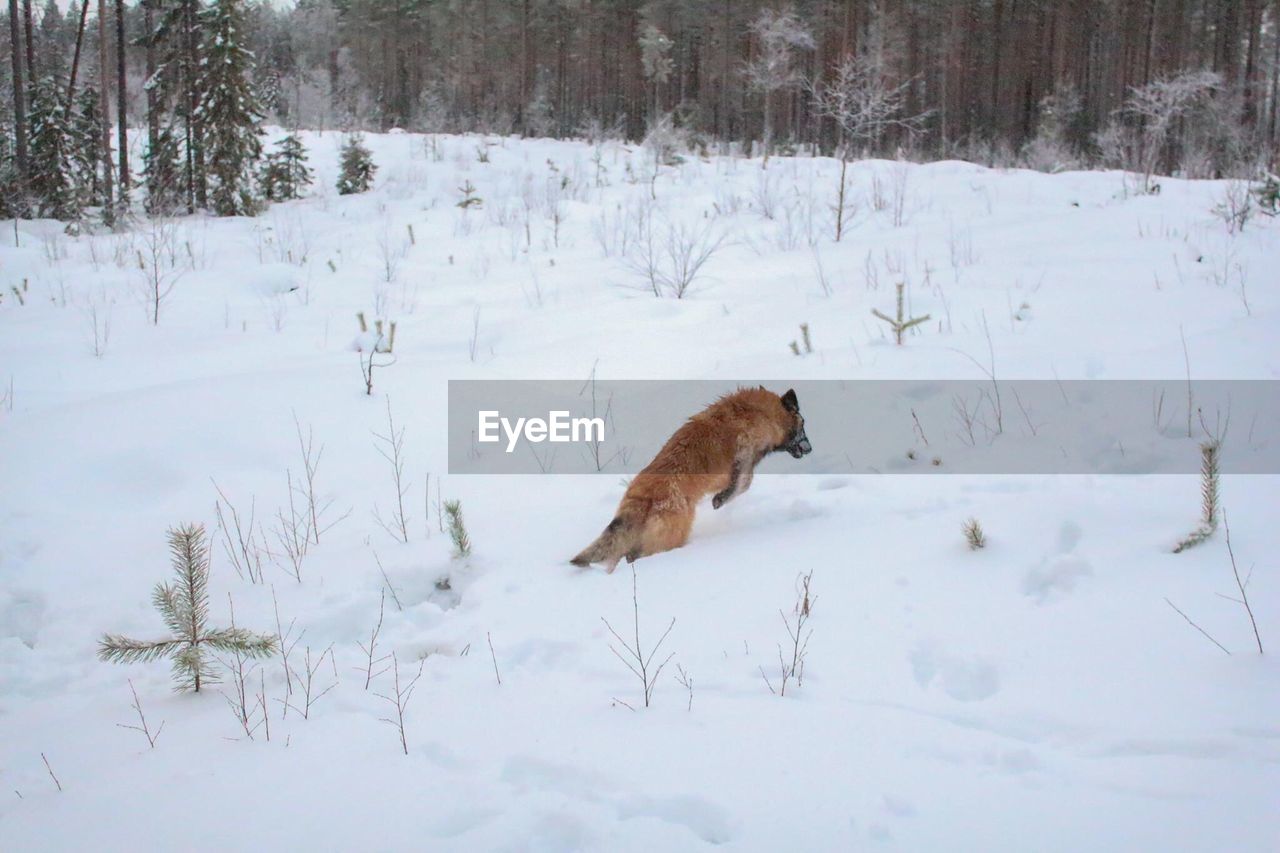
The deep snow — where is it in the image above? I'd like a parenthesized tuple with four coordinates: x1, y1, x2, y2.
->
(1, 130, 1278, 851)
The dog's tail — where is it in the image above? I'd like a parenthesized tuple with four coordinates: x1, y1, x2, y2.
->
(570, 512, 639, 567)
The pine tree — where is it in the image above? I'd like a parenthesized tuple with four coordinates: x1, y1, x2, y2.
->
(143, 121, 185, 215)
(69, 84, 105, 207)
(336, 133, 376, 195)
(27, 77, 81, 221)
(146, 0, 205, 211)
(0, 127, 24, 219)
(259, 133, 312, 202)
(195, 0, 264, 216)
(98, 524, 277, 692)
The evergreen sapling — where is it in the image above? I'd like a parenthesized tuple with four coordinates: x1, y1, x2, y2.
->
(259, 133, 313, 202)
(98, 524, 277, 691)
(336, 134, 377, 195)
(194, 0, 265, 216)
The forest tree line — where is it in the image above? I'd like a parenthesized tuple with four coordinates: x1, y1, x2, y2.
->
(3, 0, 1279, 222)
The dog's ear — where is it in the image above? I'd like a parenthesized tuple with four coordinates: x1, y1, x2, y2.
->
(781, 388, 799, 413)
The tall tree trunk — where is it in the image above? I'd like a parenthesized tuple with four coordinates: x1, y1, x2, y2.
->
(98, 0, 115, 220)
(145, 1, 158, 158)
(21, 0, 35, 96)
(115, 0, 129, 193)
(67, 0, 91, 106)
(8, 0, 29, 184)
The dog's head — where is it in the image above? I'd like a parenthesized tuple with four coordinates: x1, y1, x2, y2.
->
(777, 389, 812, 459)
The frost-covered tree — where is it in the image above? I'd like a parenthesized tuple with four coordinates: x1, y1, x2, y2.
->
(743, 8, 812, 166)
(336, 133, 376, 194)
(98, 524, 277, 692)
(811, 52, 927, 239)
(27, 78, 81, 221)
(1021, 84, 1083, 173)
(812, 53, 926, 156)
(259, 132, 313, 202)
(195, 0, 264, 216)
(1100, 70, 1222, 191)
(638, 23, 673, 122)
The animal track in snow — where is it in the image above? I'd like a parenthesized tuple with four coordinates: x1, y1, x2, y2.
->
(1022, 521, 1092, 604)
(910, 646, 1001, 702)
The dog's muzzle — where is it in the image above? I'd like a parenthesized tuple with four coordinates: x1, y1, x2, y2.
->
(787, 431, 812, 458)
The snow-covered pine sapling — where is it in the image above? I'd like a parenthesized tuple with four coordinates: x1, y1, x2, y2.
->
(963, 518, 987, 550)
(761, 571, 815, 697)
(336, 134, 377, 195)
(375, 652, 426, 755)
(872, 282, 930, 345)
(443, 499, 470, 558)
(1174, 440, 1220, 553)
(602, 565, 676, 709)
(98, 524, 277, 692)
(456, 180, 482, 210)
(259, 134, 314, 202)
(1252, 173, 1279, 215)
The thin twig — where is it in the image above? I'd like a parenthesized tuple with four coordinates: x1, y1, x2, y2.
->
(1164, 597, 1231, 655)
(41, 753, 62, 792)
(487, 632, 502, 685)
(1223, 513, 1264, 655)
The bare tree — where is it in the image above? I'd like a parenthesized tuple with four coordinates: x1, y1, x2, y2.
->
(812, 53, 929, 240)
(602, 565, 675, 709)
(1123, 70, 1221, 191)
(372, 398, 411, 543)
(375, 652, 426, 754)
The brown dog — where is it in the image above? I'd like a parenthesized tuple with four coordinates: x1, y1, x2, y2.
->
(570, 387, 811, 571)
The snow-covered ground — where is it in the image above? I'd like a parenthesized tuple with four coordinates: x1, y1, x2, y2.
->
(1, 131, 1277, 851)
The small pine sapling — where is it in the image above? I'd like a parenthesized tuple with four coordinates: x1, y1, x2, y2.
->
(444, 499, 471, 557)
(259, 134, 314, 202)
(336, 134, 377, 195)
(1252, 173, 1279, 215)
(456, 180, 482, 210)
(963, 518, 987, 550)
(1174, 441, 1220, 553)
(872, 282, 930, 345)
(98, 524, 277, 691)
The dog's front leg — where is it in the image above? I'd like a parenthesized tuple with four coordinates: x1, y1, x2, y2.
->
(712, 451, 754, 509)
